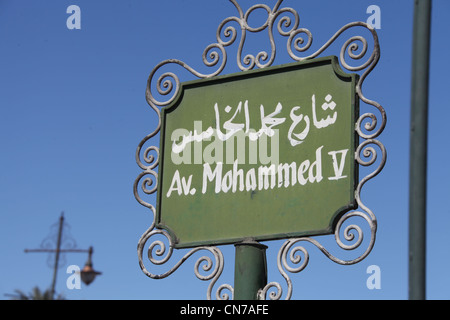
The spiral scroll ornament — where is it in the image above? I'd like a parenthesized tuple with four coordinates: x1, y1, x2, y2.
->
(135, 0, 385, 300)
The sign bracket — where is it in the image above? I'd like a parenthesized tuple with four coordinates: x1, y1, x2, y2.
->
(134, 0, 385, 300)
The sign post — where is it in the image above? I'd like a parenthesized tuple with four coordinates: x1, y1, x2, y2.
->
(234, 240, 268, 300)
(409, 0, 432, 300)
(135, 0, 385, 300)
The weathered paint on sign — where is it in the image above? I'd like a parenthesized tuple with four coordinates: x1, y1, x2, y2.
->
(157, 56, 359, 248)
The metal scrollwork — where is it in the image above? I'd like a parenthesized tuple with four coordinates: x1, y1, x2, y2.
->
(135, 0, 385, 300)
(137, 224, 233, 299)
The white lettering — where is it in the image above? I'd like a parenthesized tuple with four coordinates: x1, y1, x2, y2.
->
(232, 160, 245, 192)
(245, 168, 257, 191)
(308, 145, 323, 183)
(167, 170, 182, 197)
(66, 5, 81, 30)
(288, 106, 310, 146)
(312, 94, 337, 129)
(328, 149, 348, 180)
(170, 96, 339, 164)
(198, 146, 325, 195)
(166, 171, 195, 197)
(66, 265, 81, 289)
(297, 159, 310, 185)
(180, 304, 214, 317)
(260, 102, 286, 137)
(202, 162, 223, 194)
(366, 265, 381, 289)
(278, 162, 297, 188)
(366, 5, 381, 30)
(258, 164, 276, 190)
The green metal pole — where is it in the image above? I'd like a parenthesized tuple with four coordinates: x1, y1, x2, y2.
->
(409, 0, 431, 300)
(234, 240, 267, 300)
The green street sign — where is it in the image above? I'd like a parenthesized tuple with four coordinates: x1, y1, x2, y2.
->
(157, 56, 359, 248)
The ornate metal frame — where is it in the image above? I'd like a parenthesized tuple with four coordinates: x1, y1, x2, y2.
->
(134, 0, 386, 300)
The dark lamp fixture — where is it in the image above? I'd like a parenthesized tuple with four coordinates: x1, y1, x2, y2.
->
(80, 246, 102, 285)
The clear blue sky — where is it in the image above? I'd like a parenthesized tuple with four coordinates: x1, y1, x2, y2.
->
(1, 0, 449, 300)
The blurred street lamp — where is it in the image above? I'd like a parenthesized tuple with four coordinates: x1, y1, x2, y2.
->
(80, 246, 102, 285)
(24, 212, 101, 298)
